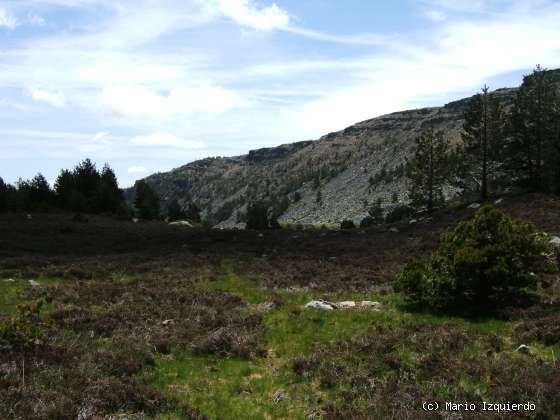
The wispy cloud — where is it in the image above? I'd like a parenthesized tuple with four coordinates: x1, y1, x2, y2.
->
(2, 0, 560, 186)
(130, 133, 206, 149)
(0, 9, 17, 29)
(93, 131, 109, 141)
(214, 0, 290, 30)
(100, 84, 247, 119)
(27, 86, 66, 107)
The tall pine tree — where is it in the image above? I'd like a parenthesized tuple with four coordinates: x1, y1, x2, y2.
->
(458, 85, 506, 201)
(407, 128, 452, 215)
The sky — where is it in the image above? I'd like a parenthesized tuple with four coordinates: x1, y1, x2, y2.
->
(1, 0, 560, 187)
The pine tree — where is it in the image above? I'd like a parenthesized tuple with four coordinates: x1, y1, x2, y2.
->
(54, 169, 76, 210)
(167, 199, 185, 221)
(246, 201, 269, 229)
(73, 159, 100, 211)
(29, 173, 54, 209)
(368, 198, 384, 223)
(186, 203, 201, 223)
(96, 164, 122, 213)
(134, 180, 160, 220)
(407, 128, 452, 215)
(0, 177, 6, 211)
(458, 85, 506, 201)
(506, 66, 559, 192)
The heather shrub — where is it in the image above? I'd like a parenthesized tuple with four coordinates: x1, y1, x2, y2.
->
(395, 205, 552, 310)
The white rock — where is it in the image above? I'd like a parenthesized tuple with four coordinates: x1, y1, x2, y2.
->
(389, 227, 400, 233)
(409, 219, 417, 224)
(28, 279, 40, 287)
(169, 220, 192, 227)
(305, 300, 336, 310)
(132, 218, 139, 223)
(162, 319, 175, 326)
(494, 198, 504, 205)
(549, 236, 560, 246)
(2, 278, 15, 283)
(360, 301, 382, 309)
(336, 301, 356, 309)
(515, 344, 531, 354)
(468, 203, 481, 209)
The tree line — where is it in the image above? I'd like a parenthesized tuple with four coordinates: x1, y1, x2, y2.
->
(0, 159, 127, 214)
(407, 66, 560, 214)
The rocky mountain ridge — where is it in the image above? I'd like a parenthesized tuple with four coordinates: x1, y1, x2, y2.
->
(134, 86, 522, 227)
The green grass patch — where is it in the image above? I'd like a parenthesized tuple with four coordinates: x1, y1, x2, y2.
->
(0, 276, 60, 317)
(142, 261, 546, 419)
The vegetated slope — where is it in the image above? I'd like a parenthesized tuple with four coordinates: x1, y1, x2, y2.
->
(1, 194, 560, 418)
(135, 86, 521, 227)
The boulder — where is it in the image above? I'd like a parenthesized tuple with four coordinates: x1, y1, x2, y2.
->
(28, 279, 40, 287)
(389, 227, 400, 233)
(360, 301, 382, 309)
(305, 300, 336, 310)
(494, 198, 504, 205)
(549, 236, 560, 246)
(336, 301, 356, 309)
(468, 203, 481, 209)
(169, 220, 192, 227)
(515, 344, 531, 354)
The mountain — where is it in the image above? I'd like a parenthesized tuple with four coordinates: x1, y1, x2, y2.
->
(131, 74, 554, 227)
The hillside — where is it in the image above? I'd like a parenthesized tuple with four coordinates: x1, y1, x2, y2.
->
(134, 73, 558, 228)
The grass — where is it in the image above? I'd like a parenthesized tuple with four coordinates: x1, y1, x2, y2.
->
(0, 276, 59, 317)
(141, 261, 541, 419)
(2, 203, 559, 419)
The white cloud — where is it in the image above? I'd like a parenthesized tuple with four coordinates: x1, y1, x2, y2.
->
(93, 131, 109, 141)
(100, 84, 246, 118)
(130, 133, 206, 149)
(423, 10, 447, 22)
(289, 5, 560, 136)
(127, 165, 147, 173)
(215, 0, 289, 30)
(0, 9, 17, 29)
(27, 13, 46, 26)
(27, 86, 66, 107)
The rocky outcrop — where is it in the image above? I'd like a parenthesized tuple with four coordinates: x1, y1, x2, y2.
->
(129, 82, 530, 228)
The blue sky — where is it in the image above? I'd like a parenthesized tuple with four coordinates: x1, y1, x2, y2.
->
(1, 0, 560, 187)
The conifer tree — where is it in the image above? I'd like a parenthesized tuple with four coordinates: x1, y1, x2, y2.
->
(167, 199, 185, 221)
(29, 173, 54, 209)
(407, 128, 452, 214)
(458, 85, 506, 201)
(54, 169, 75, 210)
(0, 177, 6, 211)
(186, 202, 201, 223)
(368, 198, 384, 223)
(134, 180, 160, 220)
(96, 164, 122, 213)
(506, 65, 559, 192)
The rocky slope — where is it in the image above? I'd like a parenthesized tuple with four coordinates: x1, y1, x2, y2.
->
(135, 87, 519, 227)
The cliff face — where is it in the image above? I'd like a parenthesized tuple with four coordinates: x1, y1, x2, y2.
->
(134, 87, 520, 227)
